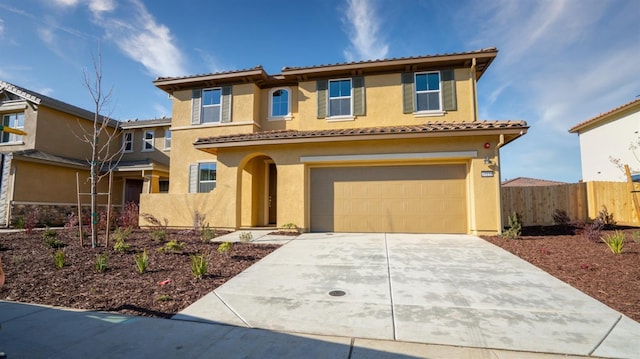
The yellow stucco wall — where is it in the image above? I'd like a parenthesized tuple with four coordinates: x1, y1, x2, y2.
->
(142, 135, 502, 234)
(121, 126, 171, 165)
(12, 160, 121, 205)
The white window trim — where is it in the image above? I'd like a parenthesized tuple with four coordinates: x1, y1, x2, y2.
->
(142, 130, 154, 152)
(123, 131, 133, 153)
(202, 87, 222, 124)
(414, 71, 443, 114)
(268, 87, 292, 121)
(327, 78, 353, 119)
(198, 162, 217, 193)
(164, 129, 171, 151)
(1, 112, 25, 144)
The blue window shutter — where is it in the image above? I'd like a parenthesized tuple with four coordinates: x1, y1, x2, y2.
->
(189, 164, 198, 193)
(221, 86, 232, 123)
(441, 69, 457, 111)
(316, 80, 328, 119)
(192, 89, 202, 125)
(353, 76, 365, 116)
(401, 73, 414, 114)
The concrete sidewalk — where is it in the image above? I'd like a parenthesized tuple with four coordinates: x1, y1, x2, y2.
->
(177, 232, 640, 358)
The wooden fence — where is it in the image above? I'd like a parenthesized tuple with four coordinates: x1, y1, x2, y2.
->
(501, 181, 640, 227)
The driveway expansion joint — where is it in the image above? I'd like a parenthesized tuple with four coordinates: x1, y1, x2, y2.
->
(383, 232, 397, 341)
(588, 314, 621, 356)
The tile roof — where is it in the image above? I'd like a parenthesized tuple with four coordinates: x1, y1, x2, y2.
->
(502, 177, 567, 187)
(569, 97, 640, 133)
(194, 120, 528, 146)
(0, 80, 118, 127)
(120, 117, 172, 129)
(13, 150, 88, 168)
(281, 48, 498, 72)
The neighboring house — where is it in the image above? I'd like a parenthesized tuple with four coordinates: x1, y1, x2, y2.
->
(502, 177, 566, 187)
(0, 81, 170, 227)
(569, 98, 640, 182)
(141, 48, 528, 235)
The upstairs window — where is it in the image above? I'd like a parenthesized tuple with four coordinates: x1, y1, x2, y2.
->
(192, 86, 232, 124)
(189, 162, 216, 193)
(269, 88, 290, 119)
(164, 129, 171, 150)
(415, 72, 441, 112)
(202, 88, 222, 123)
(328, 79, 352, 117)
(142, 130, 154, 151)
(123, 132, 133, 152)
(1, 113, 24, 144)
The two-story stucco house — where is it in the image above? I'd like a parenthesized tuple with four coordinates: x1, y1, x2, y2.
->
(569, 98, 640, 182)
(0, 81, 170, 227)
(141, 48, 528, 235)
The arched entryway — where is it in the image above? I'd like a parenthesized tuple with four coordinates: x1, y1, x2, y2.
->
(237, 154, 277, 228)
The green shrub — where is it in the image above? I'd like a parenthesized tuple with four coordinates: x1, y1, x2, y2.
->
(112, 227, 132, 252)
(95, 254, 108, 272)
(52, 249, 65, 269)
(14, 217, 25, 229)
(134, 250, 149, 274)
(633, 231, 640, 244)
(217, 242, 233, 255)
(190, 254, 207, 279)
(201, 224, 216, 242)
(158, 240, 184, 253)
(601, 231, 625, 254)
(113, 238, 131, 252)
(150, 229, 167, 242)
(43, 228, 65, 249)
(503, 212, 522, 239)
(156, 294, 172, 302)
(239, 231, 253, 242)
(281, 222, 300, 234)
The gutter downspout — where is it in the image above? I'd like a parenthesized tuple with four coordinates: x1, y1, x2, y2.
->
(496, 134, 505, 233)
(470, 58, 478, 121)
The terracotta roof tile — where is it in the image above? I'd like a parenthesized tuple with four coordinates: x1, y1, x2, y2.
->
(194, 120, 528, 146)
(502, 177, 567, 187)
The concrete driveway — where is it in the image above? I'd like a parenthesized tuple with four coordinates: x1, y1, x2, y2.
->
(176, 232, 640, 358)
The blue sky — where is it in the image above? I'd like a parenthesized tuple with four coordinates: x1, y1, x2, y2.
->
(1, 0, 638, 183)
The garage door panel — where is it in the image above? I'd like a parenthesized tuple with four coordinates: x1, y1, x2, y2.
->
(310, 165, 467, 234)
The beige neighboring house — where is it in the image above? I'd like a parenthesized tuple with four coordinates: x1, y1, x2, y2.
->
(141, 48, 529, 235)
(570, 98, 640, 182)
(0, 80, 170, 227)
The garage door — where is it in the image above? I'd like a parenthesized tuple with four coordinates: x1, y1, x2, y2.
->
(310, 165, 467, 233)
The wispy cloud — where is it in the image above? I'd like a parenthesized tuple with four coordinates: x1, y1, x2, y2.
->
(96, 0, 187, 77)
(465, 0, 640, 182)
(0, 19, 4, 37)
(342, 0, 389, 62)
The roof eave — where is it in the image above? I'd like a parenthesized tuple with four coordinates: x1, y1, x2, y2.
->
(153, 68, 268, 94)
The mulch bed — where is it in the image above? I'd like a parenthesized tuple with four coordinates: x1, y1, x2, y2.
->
(483, 225, 640, 322)
(0, 229, 279, 318)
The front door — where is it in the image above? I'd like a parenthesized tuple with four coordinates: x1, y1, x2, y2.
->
(268, 164, 277, 225)
(124, 179, 144, 205)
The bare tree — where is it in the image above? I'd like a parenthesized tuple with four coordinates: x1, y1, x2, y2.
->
(78, 44, 124, 248)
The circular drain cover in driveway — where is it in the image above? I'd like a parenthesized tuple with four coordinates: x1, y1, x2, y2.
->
(328, 290, 346, 297)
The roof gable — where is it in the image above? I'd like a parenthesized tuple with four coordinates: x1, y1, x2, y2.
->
(569, 97, 640, 133)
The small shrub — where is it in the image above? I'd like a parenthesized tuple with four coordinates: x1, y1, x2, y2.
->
(156, 294, 173, 302)
(552, 209, 571, 226)
(95, 254, 108, 272)
(281, 222, 300, 234)
(150, 229, 167, 242)
(239, 231, 253, 242)
(141, 213, 168, 230)
(597, 206, 616, 229)
(43, 226, 57, 239)
(192, 211, 206, 235)
(201, 223, 216, 242)
(134, 250, 149, 274)
(14, 217, 25, 229)
(158, 240, 184, 253)
(217, 242, 233, 255)
(583, 219, 604, 242)
(64, 212, 79, 230)
(503, 212, 522, 239)
(25, 207, 40, 234)
(52, 250, 66, 269)
(119, 202, 139, 229)
(43, 227, 65, 249)
(601, 231, 625, 254)
(633, 231, 640, 244)
(190, 254, 207, 279)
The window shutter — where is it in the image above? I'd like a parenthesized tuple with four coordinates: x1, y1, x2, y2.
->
(441, 69, 457, 111)
(352, 76, 365, 116)
(401, 73, 414, 114)
(191, 89, 202, 125)
(316, 80, 328, 119)
(189, 164, 198, 193)
(221, 86, 232, 123)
